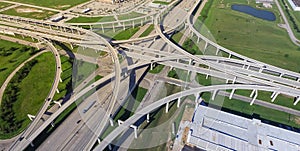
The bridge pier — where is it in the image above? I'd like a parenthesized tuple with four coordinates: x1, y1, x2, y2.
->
(30, 142, 34, 147)
(117, 120, 138, 138)
(177, 97, 181, 108)
(108, 144, 112, 150)
(204, 42, 208, 50)
(27, 114, 36, 121)
(229, 89, 235, 99)
(271, 92, 279, 102)
(294, 96, 300, 105)
(112, 23, 115, 32)
(109, 116, 114, 126)
(141, 20, 143, 26)
(232, 76, 237, 84)
(97, 138, 101, 144)
(51, 121, 55, 127)
(195, 93, 200, 106)
(211, 90, 218, 100)
(56, 88, 60, 94)
(53, 100, 62, 107)
(132, 21, 135, 28)
(150, 63, 154, 70)
(206, 66, 210, 79)
(197, 36, 200, 43)
(101, 24, 104, 33)
(123, 23, 125, 30)
(146, 114, 150, 123)
(215, 49, 219, 55)
(250, 90, 258, 105)
(259, 68, 263, 73)
(166, 102, 169, 113)
(228, 53, 232, 58)
(189, 59, 193, 65)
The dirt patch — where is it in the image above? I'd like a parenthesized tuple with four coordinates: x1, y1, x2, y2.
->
(15, 7, 43, 13)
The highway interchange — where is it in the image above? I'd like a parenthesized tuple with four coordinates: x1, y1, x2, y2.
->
(0, 0, 299, 150)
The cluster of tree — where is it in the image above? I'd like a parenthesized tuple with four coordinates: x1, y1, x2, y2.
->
(0, 47, 18, 56)
(0, 59, 38, 134)
(282, 0, 300, 33)
(0, 46, 40, 57)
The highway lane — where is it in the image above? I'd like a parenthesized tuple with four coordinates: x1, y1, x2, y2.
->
(94, 84, 287, 150)
(274, 0, 300, 46)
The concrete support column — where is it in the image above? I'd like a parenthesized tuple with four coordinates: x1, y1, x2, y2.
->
(112, 23, 115, 32)
(51, 121, 55, 127)
(271, 92, 279, 102)
(97, 138, 101, 144)
(132, 21, 135, 28)
(246, 65, 250, 70)
(31, 36, 34, 41)
(204, 42, 208, 50)
(56, 88, 60, 93)
(177, 97, 181, 108)
(228, 53, 232, 58)
(108, 144, 112, 150)
(215, 49, 219, 55)
(197, 36, 200, 43)
(89, 25, 92, 30)
(166, 102, 169, 113)
(109, 116, 114, 126)
(30, 142, 34, 147)
(132, 125, 138, 139)
(101, 24, 104, 33)
(53, 100, 62, 107)
(294, 96, 300, 105)
(150, 63, 153, 70)
(250, 90, 258, 105)
(27, 114, 36, 121)
(229, 89, 235, 99)
(189, 59, 193, 65)
(141, 20, 143, 26)
(206, 66, 210, 79)
(146, 114, 150, 123)
(250, 89, 256, 98)
(123, 23, 125, 30)
(212, 90, 218, 100)
(195, 93, 200, 106)
(259, 68, 263, 73)
(70, 43, 73, 50)
(170, 66, 173, 71)
(232, 76, 237, 84)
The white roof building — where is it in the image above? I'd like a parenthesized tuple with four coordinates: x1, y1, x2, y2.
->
(187, 105, 300, 151)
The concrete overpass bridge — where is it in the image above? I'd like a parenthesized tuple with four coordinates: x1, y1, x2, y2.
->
(2, 0, 300, 150)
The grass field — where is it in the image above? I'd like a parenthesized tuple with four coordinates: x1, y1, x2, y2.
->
(0, 52, 55, 139)
(0, 2, 12, 9)
(149, 64, 165, 74)
(118, 12, 145, 20)
(139, 24, 154, 37)
(1, 6, 57, 19)
(112, 27, 140, 40)
(8, 0, 89, 10)
(201, 92, 300, 129)
(66, 16, 115, 23)
(201, 0, 300, 72)
(153, 1, 170, 5)
(0, 40, 35, 89)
